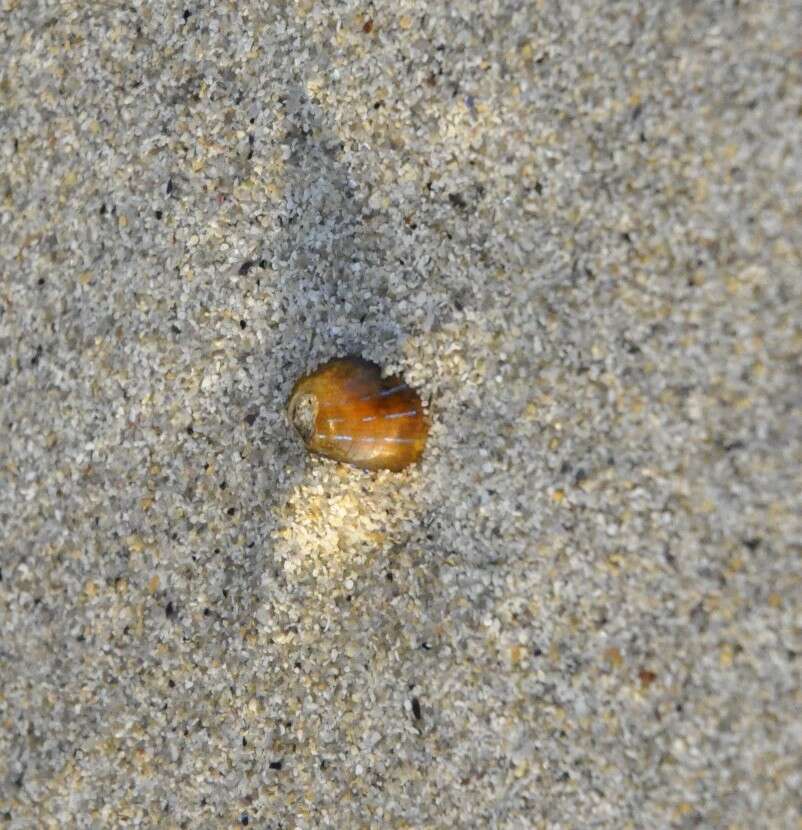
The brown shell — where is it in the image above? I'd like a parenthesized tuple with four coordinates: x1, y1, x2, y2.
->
(287, 356, 429, 471)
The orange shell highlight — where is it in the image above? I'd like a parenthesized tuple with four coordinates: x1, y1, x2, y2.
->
(287, 357, 429, 471)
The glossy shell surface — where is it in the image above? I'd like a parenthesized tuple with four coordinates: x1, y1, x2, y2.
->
(287, 357, 429, 471)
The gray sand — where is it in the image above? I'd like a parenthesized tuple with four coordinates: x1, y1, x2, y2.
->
(1, 1, 800, 828)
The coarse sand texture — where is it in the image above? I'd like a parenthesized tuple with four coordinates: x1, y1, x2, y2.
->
(1, 1, 800, 828)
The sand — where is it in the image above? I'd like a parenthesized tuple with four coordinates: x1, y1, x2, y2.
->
(1, 1, 800, 827)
